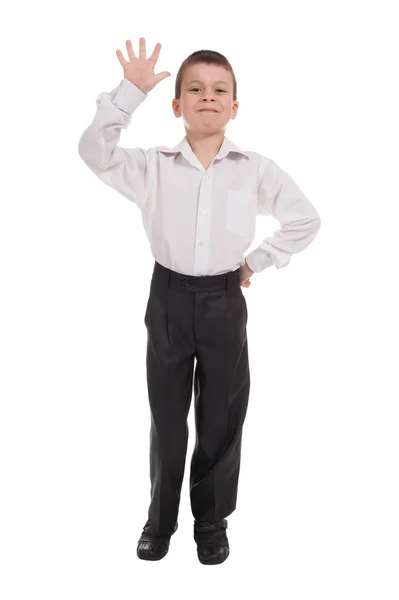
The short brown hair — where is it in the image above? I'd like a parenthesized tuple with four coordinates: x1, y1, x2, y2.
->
(175, 50, 237, 102)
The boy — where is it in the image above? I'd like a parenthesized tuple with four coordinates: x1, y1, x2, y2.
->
(78, 37, 321, 565)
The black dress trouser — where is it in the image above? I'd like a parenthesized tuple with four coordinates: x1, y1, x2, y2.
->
(143, 260, 250, 537)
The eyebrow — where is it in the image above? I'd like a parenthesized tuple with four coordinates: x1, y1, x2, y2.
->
(187, 80, 229, 85)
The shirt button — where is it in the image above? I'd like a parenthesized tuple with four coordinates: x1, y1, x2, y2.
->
(201, 209, 207, 215)
(204, 175, 209, 179)
(199, 241, 204, 246)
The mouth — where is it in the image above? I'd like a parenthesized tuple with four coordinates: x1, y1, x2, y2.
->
(199, 109, 218, 113)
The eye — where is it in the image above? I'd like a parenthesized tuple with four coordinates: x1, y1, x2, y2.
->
(190, 88, 226, 93)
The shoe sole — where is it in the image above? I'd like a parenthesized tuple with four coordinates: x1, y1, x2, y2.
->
(137, 550, 168, 561)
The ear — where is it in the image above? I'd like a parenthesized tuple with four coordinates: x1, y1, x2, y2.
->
(230, 101, 239, 119)
(172, 99, 181, 117)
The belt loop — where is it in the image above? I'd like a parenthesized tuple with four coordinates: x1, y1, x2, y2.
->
(228, 268, 237, 291)
(232, 269, 237, 290)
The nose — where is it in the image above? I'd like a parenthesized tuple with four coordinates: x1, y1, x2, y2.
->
(200, 91, 217, 101)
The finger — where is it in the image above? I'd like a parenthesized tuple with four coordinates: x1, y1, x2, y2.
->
(139, 36, 146, 59)
(116, 49, 127, 66)
(125, 39, 136, 61)
(149, 42, 162, 64)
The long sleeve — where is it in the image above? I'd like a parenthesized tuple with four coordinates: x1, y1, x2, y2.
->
(77, 78, 149, 210)
(245, 159, 321, 273)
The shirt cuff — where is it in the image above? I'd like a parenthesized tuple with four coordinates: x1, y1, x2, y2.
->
(110, 78, 148, 115)
(245, 249, 290, 273)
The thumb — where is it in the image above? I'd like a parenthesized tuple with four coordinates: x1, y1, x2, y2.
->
(155, 72, 171, 84)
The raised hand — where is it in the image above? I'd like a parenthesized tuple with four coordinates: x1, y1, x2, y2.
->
(116, 37, 171, 94)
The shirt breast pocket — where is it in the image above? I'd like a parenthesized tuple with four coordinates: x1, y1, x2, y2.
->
(225, 190, 256, 237)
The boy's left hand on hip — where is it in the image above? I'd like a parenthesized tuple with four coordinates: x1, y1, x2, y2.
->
(239, 260, 254, 288)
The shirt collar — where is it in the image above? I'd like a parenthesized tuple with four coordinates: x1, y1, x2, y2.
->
(156, 135, 251, 162)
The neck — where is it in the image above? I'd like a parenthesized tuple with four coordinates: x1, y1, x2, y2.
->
(185, 131, 225, 159)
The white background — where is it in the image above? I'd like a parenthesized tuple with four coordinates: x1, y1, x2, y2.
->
(1, 0, 398, 598)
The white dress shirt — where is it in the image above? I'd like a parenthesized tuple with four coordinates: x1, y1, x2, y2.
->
(78, 77, 321, 276)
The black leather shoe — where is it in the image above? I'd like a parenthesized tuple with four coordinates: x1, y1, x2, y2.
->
(137, 519, 178, 561)
(194, 518, 230, 565)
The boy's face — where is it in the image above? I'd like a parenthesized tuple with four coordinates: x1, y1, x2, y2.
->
(172, 63, 239, 134)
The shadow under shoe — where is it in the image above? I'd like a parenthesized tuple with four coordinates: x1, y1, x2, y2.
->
(137, 519, 178, 561)
(194, 518, 230, 565)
